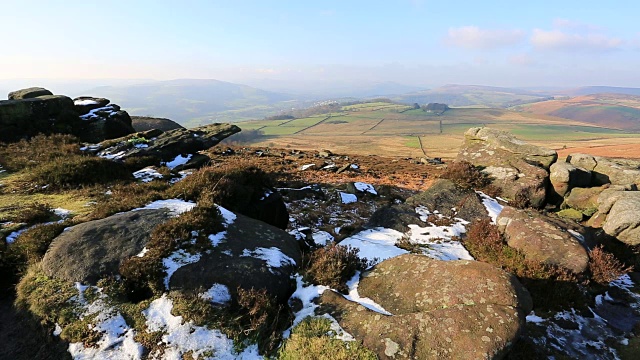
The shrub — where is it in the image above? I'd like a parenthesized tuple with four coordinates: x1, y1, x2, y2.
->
(25, 155, 132, 189)
(589, 245, 633, 285)
(303, 244, 371, 293)
(0, 134, 81, 171)
(278, 317, 377, 360)
(441, 161, 490, 189)
(12, 202, 53, 224)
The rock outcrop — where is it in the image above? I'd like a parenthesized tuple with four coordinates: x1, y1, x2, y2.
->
(8, 87, 53, 100)
(497, 206, 589, 273)
(406, 179, 488, 222)
(131, 116, 185, 132)
(596, 190, 640, 245)
(549, 161, 591, 201)
(457, 127, 557, 208)
(568, 153, 640, 187)
(97, 123, 241, 163)
(318, 254, 532, 359)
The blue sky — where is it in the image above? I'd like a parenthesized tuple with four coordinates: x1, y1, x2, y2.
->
(1, 0, 639, 87)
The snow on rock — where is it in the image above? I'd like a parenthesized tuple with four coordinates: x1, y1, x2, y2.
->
(354, 182, 377, 195)
(344, 272, 391, 315)
(339, 228, 407, 266)
(6, 228, 27, 244)
(407, 216, 473, 261)
(217, 205, 237, 225)
(241, 247, 296, 273)
(476, 191, 504, 224)
(568, 229, 586, 244)
(526, 312, 545, 323)
(286, 275, 330, 335)
(200, 284, 232, 305)
(312, 231, 334, 246)
(80, 105, 118, 121)
(164, 154, 192, 170)
(53, 207, 72, 219)
(74, 99, 98, 106)
(133, 167, 163, 183)
(163, 250, 201, 289)
(135, 199, 196, 216)
(142, 295, 259, 360)
(339, 192, 357, 204)
(99, 150, 126, 160)
(136, 247, 149, 258)
(300, 164, 315, 171)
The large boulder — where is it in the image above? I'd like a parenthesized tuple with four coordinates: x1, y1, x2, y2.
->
(496, 206, 589, 273)
(597, 190, 640, 245)
(77, 101, 136, 143)
(406, 179, 489, 222)
(0, 95, 79, 142)
(567, 153, 640, 187)
(457, 128, 556, 208)
(41, 209, 173, 283)
(97, 123, 241, 162)
(549, 161, 592, 200)
(131, 116, 185, 132)
(73, 96, 111, 115)
(8, 87, 53, 100)
(564, 185, 607, 216)
(318, 254, 532, 359)
(366, 203, 426, 232)
(170, 212, 301, 302)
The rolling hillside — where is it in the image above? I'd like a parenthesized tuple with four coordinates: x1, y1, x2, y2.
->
(232, 101, 640, 159)
(82, 79, 302, 127)
(392, 84, 552, 108)
(515, 94, 640, 131)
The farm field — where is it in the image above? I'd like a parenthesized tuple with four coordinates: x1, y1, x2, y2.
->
(235, 101, 640, 159)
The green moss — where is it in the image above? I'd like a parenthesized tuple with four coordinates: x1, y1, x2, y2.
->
(278, 317, 377, 360)
(557, 209, 584, 222)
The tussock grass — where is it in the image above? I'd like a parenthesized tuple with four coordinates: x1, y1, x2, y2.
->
(303, 244, 372, 293)
(0, 134, 81, 172)
(278, 317, 377, 360)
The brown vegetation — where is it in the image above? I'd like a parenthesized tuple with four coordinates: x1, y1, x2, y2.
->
(589, 245, 633, 285)
(303, 244, 372, 293)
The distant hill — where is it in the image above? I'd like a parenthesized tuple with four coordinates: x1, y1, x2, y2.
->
(81, 79, 298, 127)
(516, 94, 640, 131)
(392, 84, 552, 108)
(558, 86, 640, 97)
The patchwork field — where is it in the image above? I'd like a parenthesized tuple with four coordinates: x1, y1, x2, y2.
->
(235, 102, 640, 159)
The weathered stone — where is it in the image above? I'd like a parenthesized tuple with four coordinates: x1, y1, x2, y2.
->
(406, 179, 489, 222)
(497, 206, 589, 273)
(601, 192, 640, 245)
(568, 153, 640, 186)
(557, 208, 585, 222)
(131, 116, 184, 132)
(42, 209, 173, 283)
(0, 95, 78, 142)
(366, 203, 426, 232)
(170, 212, 301, 302)
(549, 161, 592, 199)
(457, 127, 555, 208)
(72, 96, 110, 115)
(98, 123, 241, 162)
(80, 115, 136, 143)
(8, 87, 53, 100)
(564, 186, 607, 216)
(597, 186, 638, 214)
(172, 153, 211, 172)
(318, 254, 531, 360)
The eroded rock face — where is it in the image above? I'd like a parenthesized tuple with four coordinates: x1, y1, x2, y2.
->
(131, 116, 185, 132)
(457, 127, 556, 208)
(568, 153, 640, 187)
(0, 95, 79, 142)
(318, 254, 532, 359)
(406, 179, 488, 222)
(8, 87, 53, 100)
(549, 161, 592, 200)
(169, 212, 301, 302)
(42, 209, 173, 283)
(564, 185, 607, 216)
(497, 206, 589, 273)
(597, 190, 640, 245)
(98, 123, 241, 163)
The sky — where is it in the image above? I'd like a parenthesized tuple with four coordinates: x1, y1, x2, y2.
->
(1, 0, 639, 88)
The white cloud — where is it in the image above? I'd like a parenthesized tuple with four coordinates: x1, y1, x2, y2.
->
(531, 29, 622, 51)
(445, 26, 525, 50)
(553, 18, 603, 32)
(508, 53, 536, 66)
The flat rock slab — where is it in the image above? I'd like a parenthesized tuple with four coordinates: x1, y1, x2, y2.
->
(318, 254, 531, 359)
(42, 209, 172, 284)
(406, 179, 488, 222)
(568, 153, 640, 187)
(497, 206, 589, 273)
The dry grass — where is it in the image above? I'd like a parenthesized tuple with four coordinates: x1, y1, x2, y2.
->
(0, 134, 81, 172)
(589, 245, 633, 285)
(441, 161, 490, 189)
(303, 244, 372, 293)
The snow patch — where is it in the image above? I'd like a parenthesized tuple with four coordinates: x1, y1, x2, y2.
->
(476, 191, 504, 224)
(300, 164, 315, 170)
(164, 154, 192, 169)
(241, 247, 296, 273)
(339, 192, 357, 204)
(135, 199, 196, 216)
(344, 272, 392, 315)
(339, 228, 408, 266)
(312, 231, 334, 246)
(354, 182, 377, 195)
(133, 167, 163, 182)
(200, 284, 232, 305)
(74, 99, 98, 106)
(162, 250, 201, 289)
